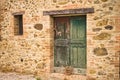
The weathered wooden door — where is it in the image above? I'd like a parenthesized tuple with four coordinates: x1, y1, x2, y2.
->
(54, 16, 86, 74)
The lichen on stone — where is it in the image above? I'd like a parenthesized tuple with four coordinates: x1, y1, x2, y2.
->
(93, 32, 111, 40)
(89, 69, 96, 74)
(93, 44, 108, 56)
(96, 19, 108, 26)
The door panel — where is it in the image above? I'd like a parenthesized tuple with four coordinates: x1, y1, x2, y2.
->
(54, 46, 67, 67)
(70, 16, 86, 69)
(54, 17, 70, 67)
(54, 17, 69, 39)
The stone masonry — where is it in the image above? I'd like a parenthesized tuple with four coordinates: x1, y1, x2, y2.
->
(0, 0, 120, 80)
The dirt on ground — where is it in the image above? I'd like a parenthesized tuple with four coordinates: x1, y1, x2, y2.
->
(0, 72, 36, 80)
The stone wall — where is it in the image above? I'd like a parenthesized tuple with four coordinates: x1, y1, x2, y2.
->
(0, 0, 120, 80)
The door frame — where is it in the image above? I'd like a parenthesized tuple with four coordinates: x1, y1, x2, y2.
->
(53, 15, 87, 75)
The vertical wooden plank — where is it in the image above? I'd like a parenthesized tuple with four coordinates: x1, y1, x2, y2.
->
(70, 46, 74, 67)
(70, 46, 77, 67)
(74, 47, 78, 67)
(67, 47, 70, 66)
(77, 48, 86, 68)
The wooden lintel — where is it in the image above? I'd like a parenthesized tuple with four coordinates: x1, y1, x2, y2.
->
(12, 11, 25, 15)
(43, 8, 94, 16)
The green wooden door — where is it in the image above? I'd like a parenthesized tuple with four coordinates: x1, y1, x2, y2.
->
(54, 16, 86, 74)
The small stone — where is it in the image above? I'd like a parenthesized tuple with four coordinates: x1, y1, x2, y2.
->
(93, 28, 102, 32)
(94, 0, 100, 4)
(20, 58, 23, 62)
(109, 7, 113, 10)
(2, 52, 5, 54)
(104, 25, 113, 30)
(53, 0, 57, 3)
(34, 24, 43, 31)
(72, 1, 75, 4)
(89, 69, 96, 74)
(93, 44, 108, 56)
(93, 47, 108, 56)
(101, 0, 108, 2)
(36, 77, 42, 80)
(98, 71, 106, 75)
(107, 73, 114, 78)
(93, 32, 111, 40)
(98, 66, 102, 69)
(77, 0, 82, 3)
(93, 16, 100, 20)
(56, 6, 60, 8)
(64, 78, 68, 80)
(58, 0, 69, 5)
(96, 9, 103, 12)
(87, 76, 96, 80)
(96, 19, 108, 26)
(105, 57, 111, 60)
(36, 62, 45, 69)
